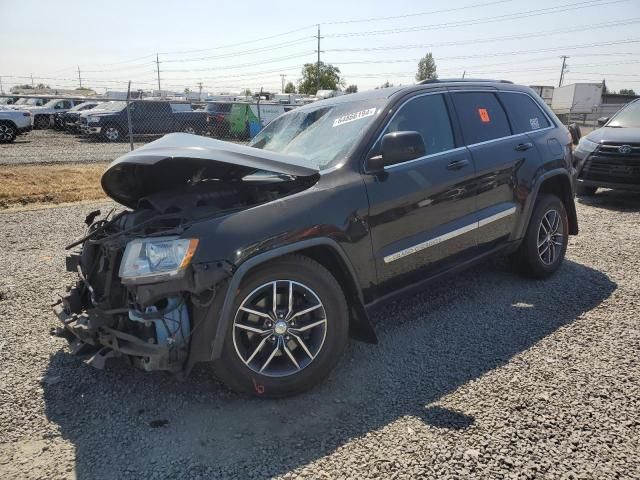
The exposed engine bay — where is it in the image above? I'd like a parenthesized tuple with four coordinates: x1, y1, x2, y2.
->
(53, 133, 320, 374)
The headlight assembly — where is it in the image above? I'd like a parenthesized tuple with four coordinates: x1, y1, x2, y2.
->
(575, 137, 600, 155)
(119, 237, 199, 283)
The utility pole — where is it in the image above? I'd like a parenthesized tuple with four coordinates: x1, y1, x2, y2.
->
(559, 56, 569, 87)
(462, 70, 466, 79)
(0, 76, 4, 95)
(197, 82, 203, 101)
(31, 74, 34, 88)
(155, 53, 162, 96)
(316, 24, 322, 95)
(280, 74, 286, 93)
(77, 66, 83, 89)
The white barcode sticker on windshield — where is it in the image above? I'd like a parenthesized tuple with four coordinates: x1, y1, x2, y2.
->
(332, 108, 376, 127)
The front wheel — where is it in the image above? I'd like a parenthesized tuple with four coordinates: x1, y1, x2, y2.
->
(102, 125, 122, 142)
(213, 255, 349, 398)
(34, 115, 50, 129)
(514, 194, 569, 279)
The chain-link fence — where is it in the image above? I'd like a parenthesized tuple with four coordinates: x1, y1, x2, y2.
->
(0, 93, 298, 166)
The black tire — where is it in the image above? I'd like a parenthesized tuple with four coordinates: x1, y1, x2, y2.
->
(514, 194, 569, 279)
(212, 254, 349, 398)
(102, 124, 122, 142)
(34, 115, 50, 130)
(182, 124, 197, 134)
(0, 122, 17, 143)
(577, 184, 597, 196)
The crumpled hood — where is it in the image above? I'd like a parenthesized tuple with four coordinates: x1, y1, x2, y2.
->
(101, 133, 319, 208)
(586, 126, 640, 144)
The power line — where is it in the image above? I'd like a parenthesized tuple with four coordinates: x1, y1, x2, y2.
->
(322, 0, 512, 25)
(325, 0, 627, 38)
(324, 18, 640, 53)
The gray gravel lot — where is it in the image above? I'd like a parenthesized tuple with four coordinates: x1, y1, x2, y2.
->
(0, 130, 247, 166)
(0, 192, 639, 479)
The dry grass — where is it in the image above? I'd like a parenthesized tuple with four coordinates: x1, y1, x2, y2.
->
(0, 163, 108, 209)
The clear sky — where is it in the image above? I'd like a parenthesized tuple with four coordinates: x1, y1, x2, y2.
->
(1, 0, 639, 94)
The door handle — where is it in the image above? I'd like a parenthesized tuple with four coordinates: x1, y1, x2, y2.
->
(515, 142, 534, 151)
(446, 159, 470, 170)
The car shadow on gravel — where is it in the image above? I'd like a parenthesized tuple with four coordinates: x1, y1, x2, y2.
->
(41, 259, 616, 479)
(577, 189, 640, 212)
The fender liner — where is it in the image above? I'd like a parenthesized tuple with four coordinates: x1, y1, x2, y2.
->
(514, 169, 578, 240)
(210, 237, 376, 361)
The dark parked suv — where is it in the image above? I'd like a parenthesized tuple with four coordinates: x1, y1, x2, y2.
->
(54, 79, 578, 397)
(574, 98, 640, 194)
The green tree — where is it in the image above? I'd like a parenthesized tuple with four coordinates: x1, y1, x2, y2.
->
(284, 81, 296, 94)
(619, 88, 636, 95)
(184, 88, 192, 95)
(375, 81, 394, 89)
(241, 88, 252, 96)
(345, 84, 358, 93)
(297, 62, 345, 95)
(415, 52, 438, 82)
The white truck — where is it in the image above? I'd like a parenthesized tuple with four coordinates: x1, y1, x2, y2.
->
(551, 83, 603, 115)
(0, 106, 32, 143)
(24, 98, 84, 129)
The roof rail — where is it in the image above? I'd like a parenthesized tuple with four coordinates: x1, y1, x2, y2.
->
(418, 78, 514, 85)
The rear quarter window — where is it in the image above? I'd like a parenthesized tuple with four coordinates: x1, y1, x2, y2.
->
(451, 92, 511, 145)
(499, 92, 551, 133)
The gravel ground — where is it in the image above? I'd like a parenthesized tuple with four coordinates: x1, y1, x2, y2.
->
(0, 192, 639, 479)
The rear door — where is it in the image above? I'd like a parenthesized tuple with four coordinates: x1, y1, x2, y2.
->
(450, 90, 543, 250)
(364, 92, 478, 295)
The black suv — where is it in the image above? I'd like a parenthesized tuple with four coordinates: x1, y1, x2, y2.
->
(574, 98, 640, 194)
(54, 80, 578, 397)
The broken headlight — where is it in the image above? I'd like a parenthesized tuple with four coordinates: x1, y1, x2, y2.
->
(119, 236, 199, 284)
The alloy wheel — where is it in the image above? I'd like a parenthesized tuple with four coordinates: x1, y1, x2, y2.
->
(105, 127, 119, 141)
(537, 209, 565, 266)
(232, 280, 327, 377)
(0, 124, 15, 142)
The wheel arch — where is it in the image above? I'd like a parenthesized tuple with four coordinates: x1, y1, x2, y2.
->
(210, 238, 377, 361)
(517, 170, 578, 239)
(0, 119, 18, 129)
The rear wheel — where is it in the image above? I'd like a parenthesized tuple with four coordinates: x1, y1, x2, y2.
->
(577, 184, 597, 196)
(0, 122, 17, 143)
(514, 194, 569, 279)
(213, 255, 349, 398)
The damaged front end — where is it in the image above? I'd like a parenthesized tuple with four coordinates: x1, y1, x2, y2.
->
(53, 133, 319, 374)
(54, 207, 233, 373)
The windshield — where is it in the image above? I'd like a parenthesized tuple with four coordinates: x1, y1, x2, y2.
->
(97, 101, 126, 112)
(26, 98, 47, 106)
(608, 101, 640, 128)
(248, 99, 385, 170)
(71, 102, 97, 112)
(14, 98, 28, 105)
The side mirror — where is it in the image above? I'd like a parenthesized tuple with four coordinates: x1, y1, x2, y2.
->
(368, 131, 426, 172)
(597, 116, 609, 127)
(568, 123, 581, 146)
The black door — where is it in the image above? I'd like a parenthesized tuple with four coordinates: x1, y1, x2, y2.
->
(450, 90, 543, 250)
(363, 93, 478, 295)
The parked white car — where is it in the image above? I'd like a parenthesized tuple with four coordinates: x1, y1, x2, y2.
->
(0, 106, 32, 143)
(25, 98, 83, 129)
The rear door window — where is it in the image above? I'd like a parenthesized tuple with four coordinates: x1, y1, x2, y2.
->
(499, 92, 551, 133)
(451, 92, 511, 145)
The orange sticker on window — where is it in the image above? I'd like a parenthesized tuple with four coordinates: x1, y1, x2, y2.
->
(478, 108, 490, 123)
